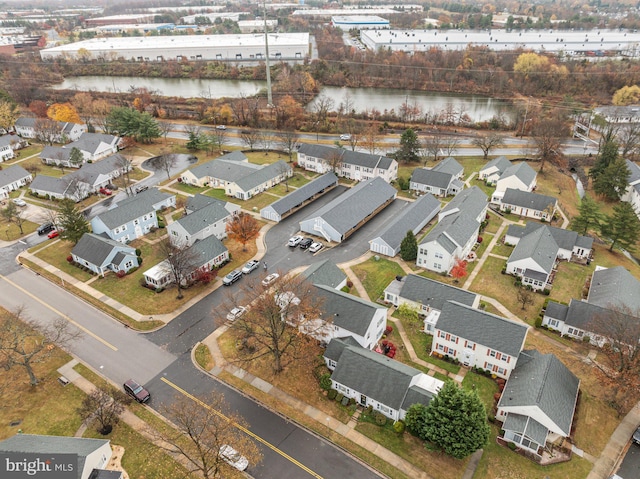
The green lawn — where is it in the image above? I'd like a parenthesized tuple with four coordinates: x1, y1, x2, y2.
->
(483, 215, 502, 235)
(547, 261, 591, 305)
(90, 239, 215, 315)
(172, 182, 206, 195)
(350, 257, 405, 301)
(490, 241, 514, 258)
(470, 178, 495, 198)
(244, 150, 287, 165)
(34, 240, 95, 282)
(204, 188, 278, 211)
(461, 371, 499, 414)
(0, 217, 38, 240)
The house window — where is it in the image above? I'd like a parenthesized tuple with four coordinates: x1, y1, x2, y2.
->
(125, 260, 133, 269)
(547, 318, 559, 328)
(489, 350, 497, 358)
(433, 263, 441, 269)
(121, 224, 127, 231)
(329, 360, 336, 368)
(134, 219, 139, 225)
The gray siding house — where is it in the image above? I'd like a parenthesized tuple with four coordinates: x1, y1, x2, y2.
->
(167, 199, 239, 247)
(299, 177, 396, 243)
(498, 188, 557, 221)
(369, 194, 440, 257)
(71, 233, 139, 276)
(14, 117, 87, 141)
(40, 133, 120, 167)
(260, 172, 338, 222)
(301, 259, 348, 290)
(478, 156, 512, 184)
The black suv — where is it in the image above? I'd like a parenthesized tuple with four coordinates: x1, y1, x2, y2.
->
(298, 238, 314, 249)
(37, 223, 55, 235)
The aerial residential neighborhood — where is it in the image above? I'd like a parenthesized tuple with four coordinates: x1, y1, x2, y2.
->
(1, 2, 640, 479)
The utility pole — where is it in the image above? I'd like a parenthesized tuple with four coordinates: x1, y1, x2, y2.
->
(520, 99, 529, 137)
(263, 0, 273, 107)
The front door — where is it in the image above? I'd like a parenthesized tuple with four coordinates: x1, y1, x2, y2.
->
(359, 394, 367, 406)
(461, 349, 475, 367)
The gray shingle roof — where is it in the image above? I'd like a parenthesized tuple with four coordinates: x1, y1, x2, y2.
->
(189, 235, 228, 266)
(437, 301, 528, 357)
(315, 284, 385, 336)
(301, 176, 396, 236)
(507, 226, 558, 275)
(30, 175, 71, 195)
(373, 194, 440, 252)
(72, 233, 136, 267)
(185, 193, 227, 213)
(501, 188, 557, 212)
(401, 385, 436, 411)
(94, 192, 157, 229)
(562, 299, 613, 329)
(392, 274, 478, 311)
(261, 172, 338, 216)
(0, 164, 30, 188)
(113, 187, 173, 210)
(324, 336, 360, 363)
(507, 222, 593, 252)
(440, 185, 487, 219)
(0, 434, 110, 479)
(297, 143, 395, 171)
(187, 151, 251, 180)
(544, 301, 569, 322)
(410, 168, 453, 189)
(173, 201, 231, 235)
(234, 160, 291, 191)
(499, 161, 537, 186)
(330, 345, 420, 409)
(480, 156, 511, 175)
(302, 259, 347, 289)
(626, 159, 640, 185)
(41, 145, 71, 161)
(0, 134, 18, 148)
(72, 132, 119, 154)
(498, 350, 580, 436)
(15, 117, 37, 128)
(432, 156, 463, 176)
(420, 210, 480, 253)
(72, 153, 127, 186)
(502, 413, 549, 445)
(588, 266, 640, 311)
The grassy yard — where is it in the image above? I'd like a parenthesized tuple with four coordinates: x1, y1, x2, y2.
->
(470, 178, 495, 198)
(535, 167, 582, 220)
(244, 150, 287, 165)
(351, 257, 406, 301)
(473, 425, 593, 479)
(204, 188, 278, 211)
(34, 240, 95, 282)
(547, 261, 590, 305)
(469, 256, 546, 323)
(172, 182, 206, 195)
(461, 371, 499, 414)
(0, 216, 38, 240)
(491, 241, 514, 258)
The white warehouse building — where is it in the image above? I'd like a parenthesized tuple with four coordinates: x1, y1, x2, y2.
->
(331, 16, 390, 30)
(40, 32, 310, 62)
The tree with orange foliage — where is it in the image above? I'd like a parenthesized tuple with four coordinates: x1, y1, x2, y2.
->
(451, 258, 468, 283)
(225, 212, 260, 252)
(47, 103, 81, 124)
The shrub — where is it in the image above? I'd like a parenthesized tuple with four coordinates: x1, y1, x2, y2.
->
(543, 289, 551, 296)
(340, 286, 350, 293)
(534, 316, 543, 328)
(384, 325, 393, 336)
(116, 270, 126, 278)
(137, 257, 143, 265)
(319, 374, 332, 391)
(66, 255, 73, 262)
(507, 442, 517, 451)
(327, 389, 337, 400)
(335, 393, 344, 403)
(374, 412, 387, 426)
(346, 280, 354, 288)
(477, 236, 483, 243)
(348, 397, 356, 406)
(393, 420, 405, 434)
(135, 248, 142, 256)
(488, 415, 496, 423)
(366, 405, 373, 415)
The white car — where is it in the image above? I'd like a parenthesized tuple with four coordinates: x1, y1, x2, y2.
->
(226, 306, 247, 321)
(241, 260, 260, 274)
(288, 235, 304, 247)
(216, 125, 227, 130)
(219, 444, 248, 471)
(340, 134, 351, 141)
(262, 273, 280, 287)
(12, 198, 27, 207)
(309, 242, 323, 253)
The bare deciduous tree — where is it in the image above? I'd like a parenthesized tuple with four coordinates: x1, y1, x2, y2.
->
(148, 391, 262, 479)
(422, 132, 448, 163)
(313, 94, 334, 128)
(158, 121, 175, 141)
(472, 133, 506, 159)
(361, 124, 381, 155)
(225, 212, 259, 252)
(159, 237, 200, 299)
(1, 201, 28, 235)
(275, 129, 299, 162)
(157, 147, 177, 179)
(516, 287, 534, 310)
(34, 119, 61, 145)
(530, 112, 568, 172)
(78, 385, 131, 435)
(0, 306, 82, 386)
(239, 129, 261, 151)
(218, 273, 327, 373)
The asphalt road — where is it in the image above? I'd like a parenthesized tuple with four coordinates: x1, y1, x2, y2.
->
(616, 440, 640, 479)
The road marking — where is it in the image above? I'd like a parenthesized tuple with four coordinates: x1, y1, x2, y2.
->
(0, 273, 118, 351)
(161, 377, 324, 479)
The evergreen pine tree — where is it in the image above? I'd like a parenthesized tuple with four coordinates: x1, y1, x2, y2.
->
(601, 202, 640, 252)
(58, 199, 89, 244)
(570, 195, 602, 235)
(400, 230, 418, 261)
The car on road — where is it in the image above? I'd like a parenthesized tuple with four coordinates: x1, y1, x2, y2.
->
(340, 134, 352, 141)
(216, 125, 227, 130)
(262, 273, 280, 287)
(298, 238, 313, 249)
(135, 185, 149, 194)
(47, 230, 59, 239)
(99, 187, 112, 195)
(222, 270, 243, 286)
(241, 260, 260, 274)
(123, 379, 150, 403)
(219, 444, 248, 471)
(37, 222, 55, 235)
(633, 426, 640, 445)
(226, 306, 247, 321)
(309, 242, 323, 253)
(288, 235, 304, 247)
(12, 198, 27, 207)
